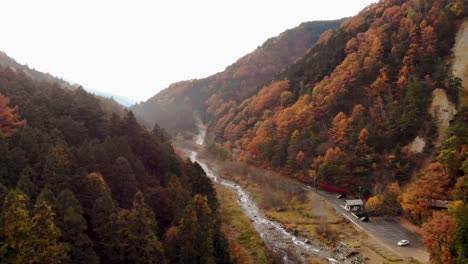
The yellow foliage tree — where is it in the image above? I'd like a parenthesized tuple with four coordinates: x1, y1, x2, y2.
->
(366, 195, 384, 215)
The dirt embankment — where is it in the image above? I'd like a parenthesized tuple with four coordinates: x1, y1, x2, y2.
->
(452, 18, 468, 104)
(429, 89, 457, 147)
(426, 18, 468, 150)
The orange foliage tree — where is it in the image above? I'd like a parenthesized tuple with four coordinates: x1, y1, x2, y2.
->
(329, 112, 349, 145)
(358, 128, 369, 148)
(324, 147, 347, 164)
(400, 162, 450, 223)
(0, 93, 26, 137)
(421, 211, 456, 264)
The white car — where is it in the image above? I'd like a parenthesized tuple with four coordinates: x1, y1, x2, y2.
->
(397, 240, 410, 246)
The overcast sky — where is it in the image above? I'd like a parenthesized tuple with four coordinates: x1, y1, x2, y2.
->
(1, 0, 377, 101)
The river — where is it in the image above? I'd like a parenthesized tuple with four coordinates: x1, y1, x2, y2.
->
(188, 127, 335, 263)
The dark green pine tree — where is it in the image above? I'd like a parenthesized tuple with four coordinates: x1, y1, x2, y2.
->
(75, 140, 97, 173)
(94, 144, 113, 177)
(114, 191, 166, 264)
(43, 143, 76, 194)
(9, 126, 48, 181)
(178, 204, 198, 264)
(80, 172, 111, 215)
(16, 166, 38, 200)
(0, 183, 9, 205)
(185, 162, 218, 211)
(124, 111, 141, 137)
(55, 189, 98, 264)
(0, 132, 11, 186)
(0, 183, 7, 230)
(192, 195, 216, 264)
(108, 113, 123, 137)
(152, 122, 168, 142)
(178, 195, 216, 264)
(213, 227, 231, 264)
(37, 187, 56, 207)
(91, 191, 118, 263)
(109, 156, 139, 208)
(148, 177, 191, 230)
(454, 205, 468, 264)
(6, 147, 27, 183)
(285, 131, 300, 173)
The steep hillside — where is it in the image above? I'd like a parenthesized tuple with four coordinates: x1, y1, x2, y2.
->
(0, 65, 230, 263)
(130, 19, 347, 135)
(213, 0, 464, 187)
(0, 51, 127, 117)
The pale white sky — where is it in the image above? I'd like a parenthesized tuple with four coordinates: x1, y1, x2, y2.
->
(1, 0, 376, 101)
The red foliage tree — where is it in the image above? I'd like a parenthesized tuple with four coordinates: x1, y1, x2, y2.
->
(421, 211, 456, 264)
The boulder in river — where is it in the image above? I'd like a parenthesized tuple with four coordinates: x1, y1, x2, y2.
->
(276, 207, 286, 212)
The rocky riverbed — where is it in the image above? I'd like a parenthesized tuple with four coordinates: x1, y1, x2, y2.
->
(188, 126, 335, 263)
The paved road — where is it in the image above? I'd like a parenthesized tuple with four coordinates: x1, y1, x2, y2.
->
(365, 218, 427, 261)
(308, 188, 429, 263)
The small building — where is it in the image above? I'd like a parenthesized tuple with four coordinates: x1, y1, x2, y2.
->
(344, 199, 364, 212)
(431, 199, 449, 209)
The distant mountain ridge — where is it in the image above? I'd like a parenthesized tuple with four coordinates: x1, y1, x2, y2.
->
(130, 18, 347, 134)
(86, 87, 138, 107)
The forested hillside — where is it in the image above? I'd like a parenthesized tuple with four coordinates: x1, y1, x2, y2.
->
(211, 0, 464, 188)
(130, 19, 347, 135)
(205, 0, 467, 262)
(0, 67, 230, 263)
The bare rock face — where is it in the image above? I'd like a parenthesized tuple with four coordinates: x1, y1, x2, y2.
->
(429, 88, 457, 147)
(408, 136, 426, 153)
(451, 18, 468, 98)
(382, 19, 464, 154)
